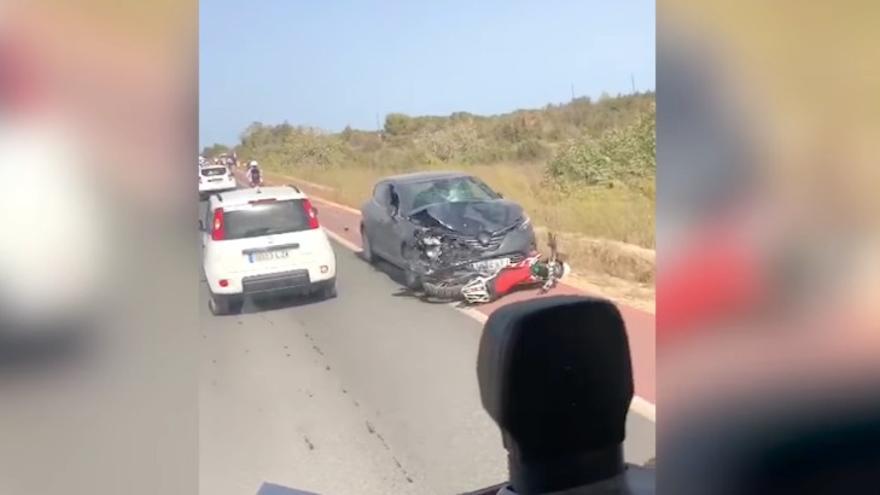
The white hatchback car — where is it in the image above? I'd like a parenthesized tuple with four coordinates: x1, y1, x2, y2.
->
(199, 164, 236, 199)
(201, 186, 337, 315)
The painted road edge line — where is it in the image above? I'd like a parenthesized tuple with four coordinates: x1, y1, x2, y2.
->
(323, 228, 657, 423)
(310, 195, 362, 215)
(324, 228, 360, 252)
(631, 397, 656, 422)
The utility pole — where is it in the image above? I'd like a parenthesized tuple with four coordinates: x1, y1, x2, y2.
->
(375, 113, 380, 132)
(570, 83, 575, 102)
(631, 73, 636, 94)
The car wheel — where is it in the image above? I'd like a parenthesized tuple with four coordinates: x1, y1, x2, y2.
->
(208, 293, 228, 315)
(321, 282, 337, 300)
(403, 269, 422, 290)
(209, 293, 241, 315)
(361, 225, 376, 263)
(399, 243, 422, 290)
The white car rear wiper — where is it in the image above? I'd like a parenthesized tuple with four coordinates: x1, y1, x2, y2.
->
(241, 227, 272, 237)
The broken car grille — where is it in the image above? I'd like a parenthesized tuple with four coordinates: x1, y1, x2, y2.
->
(451, 232, 507, 251)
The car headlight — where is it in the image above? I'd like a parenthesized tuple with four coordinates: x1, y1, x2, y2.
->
(421, 235, 441, 246)
(425, 247, 441, 259)
(518, 215, 531, 230)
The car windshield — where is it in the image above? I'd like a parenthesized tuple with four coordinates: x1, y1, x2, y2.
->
(399, 176, 500, 213)
(201, 167, 229, 177)
(222, 200, 311, 239)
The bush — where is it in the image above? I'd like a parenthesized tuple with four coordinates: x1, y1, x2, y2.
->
(545, 105, 655, 189)
(515, 139, 551, 161)
(201, 143, 229, 157)
(383, 113, 412, 136)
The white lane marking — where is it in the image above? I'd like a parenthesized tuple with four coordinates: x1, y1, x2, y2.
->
(324, 227, 361, 252)
(272, 174, 336, 192)
(262, 171, 362, 213)
(232, 175, 361, 215)
(454, 305, 488, 324)
(631, 397, 656, 422)
(310, 195, 362, 215)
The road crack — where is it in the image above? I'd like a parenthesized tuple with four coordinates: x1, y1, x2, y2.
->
(303, 435, 315, 451)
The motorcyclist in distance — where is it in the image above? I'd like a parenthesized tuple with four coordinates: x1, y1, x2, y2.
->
(247, 160, 262, 187)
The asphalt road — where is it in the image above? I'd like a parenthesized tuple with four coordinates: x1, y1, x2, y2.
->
(200, 213, 656, 494)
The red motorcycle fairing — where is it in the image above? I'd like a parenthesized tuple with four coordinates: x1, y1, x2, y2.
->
(489, 263, 538, 299)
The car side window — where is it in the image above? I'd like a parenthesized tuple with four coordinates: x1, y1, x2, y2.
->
(389, 185, 400, 212)
(373, 183, 390, 206)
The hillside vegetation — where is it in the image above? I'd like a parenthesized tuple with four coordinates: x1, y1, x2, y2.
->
(206, 92, 656, 286)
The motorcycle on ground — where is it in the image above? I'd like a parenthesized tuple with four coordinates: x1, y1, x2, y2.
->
(409, 231, 570, 304)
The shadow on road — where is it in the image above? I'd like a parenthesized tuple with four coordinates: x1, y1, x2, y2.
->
(361, 255, 472, 306)
(239, 292, 331, 315)
(256, 482, 319, 495)
(359, 254, 409, 286)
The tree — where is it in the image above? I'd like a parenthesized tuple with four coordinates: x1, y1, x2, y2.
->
(384, 113, 412, 136)
(201, 143, 230, 157)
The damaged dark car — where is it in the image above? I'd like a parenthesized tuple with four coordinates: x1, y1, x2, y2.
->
(359, 171, 536, 289)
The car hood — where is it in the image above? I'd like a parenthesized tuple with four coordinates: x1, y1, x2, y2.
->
(409, 200, 525, 235)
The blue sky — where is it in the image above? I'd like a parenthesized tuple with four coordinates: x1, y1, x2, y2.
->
(199, 0, 655, 147)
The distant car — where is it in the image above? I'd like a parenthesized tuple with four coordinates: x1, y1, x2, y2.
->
(199, 164, 236, 200)
(201, 186, 337, 315)
(359, 171, 536, 286)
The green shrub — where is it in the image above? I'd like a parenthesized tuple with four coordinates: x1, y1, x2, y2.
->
(515, 139, 551, 161)
(383, 113, 412, 136)
(545, 105, 655, 189)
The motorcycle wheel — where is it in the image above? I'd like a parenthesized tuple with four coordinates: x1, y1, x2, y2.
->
(422, 279, 467, 301)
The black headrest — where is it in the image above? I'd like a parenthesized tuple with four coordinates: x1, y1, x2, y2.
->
(477, 296, 634, 492)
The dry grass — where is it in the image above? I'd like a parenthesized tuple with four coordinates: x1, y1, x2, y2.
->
(532, 227, 654, 283)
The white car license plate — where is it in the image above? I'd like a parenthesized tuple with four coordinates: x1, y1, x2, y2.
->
(250, 250, 290, 263)
(471, 258, 510, 273)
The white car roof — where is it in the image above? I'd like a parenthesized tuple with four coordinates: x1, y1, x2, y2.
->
(209, 186, 307, 208)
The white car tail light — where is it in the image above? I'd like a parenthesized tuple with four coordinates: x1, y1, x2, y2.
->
(211, 207, 225, 240)
(302, 199, 319, 229)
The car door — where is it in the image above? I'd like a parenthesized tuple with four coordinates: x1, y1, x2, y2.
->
(201, 203, 213, 250)
(364, 181, 393, 259)
(381, 183, 408, 265)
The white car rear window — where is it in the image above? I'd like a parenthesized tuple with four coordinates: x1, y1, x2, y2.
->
(223, 200, 311, 239)
(201, 167, 229, 177)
